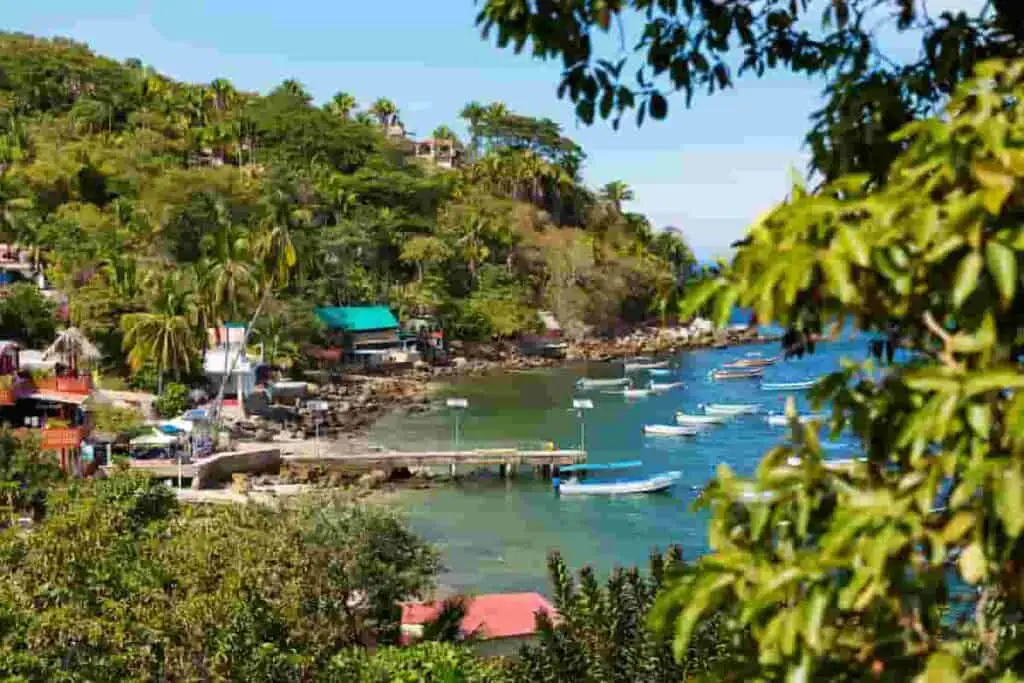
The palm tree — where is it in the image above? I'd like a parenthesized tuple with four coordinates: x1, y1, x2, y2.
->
(201, 224, 256, 322)
(599, 180, 634, 212)
(459, 101, 487, 158)
(325, 91, 358, 119)
(368, 98, 399, 128)
(209, 78, 237, 113)
(121, 269, 200, 394)
(431, 125, 458, 141)
(276, 79, 312, 104)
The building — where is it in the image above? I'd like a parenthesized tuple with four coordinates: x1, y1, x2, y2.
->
(314, 306, 418, 367)
(413, 137, 462, 169)
(203, 324, 261, 399)
(401, 592, 557, 658)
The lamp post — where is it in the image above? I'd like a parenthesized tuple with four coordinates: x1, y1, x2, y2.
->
(445, 398, 468, 479)
(308, 400, 330, 458)
(572, 398, 594, 453)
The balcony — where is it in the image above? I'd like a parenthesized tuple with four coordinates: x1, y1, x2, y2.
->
(15, 426, 85, 451)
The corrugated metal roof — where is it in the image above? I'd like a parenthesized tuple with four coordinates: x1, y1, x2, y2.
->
(401, 592, 556, 640)
(315, 306, 399, 332)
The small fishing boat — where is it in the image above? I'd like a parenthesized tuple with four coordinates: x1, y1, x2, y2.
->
(649, 381, 685, 393)
(701, 403, 762, 415)
(576, 377, 630, 390)
(625, 360, 670, 372)
(761, 379, 816, 391)
(554, 461, 681, 496)
(765, 412, 828, 427)
(649, 368, 673, 377)
(622, 388, 654, 398)
(710, 366, 765, 380)
(722, 355, 780, 369)
(675, 413, 730, 425)
(643, 424, 700, 436)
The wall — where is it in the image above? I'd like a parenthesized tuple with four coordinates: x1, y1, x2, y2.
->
(191, 447, 281, 490)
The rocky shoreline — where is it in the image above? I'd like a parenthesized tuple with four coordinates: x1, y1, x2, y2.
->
(226, 325, 780, 457)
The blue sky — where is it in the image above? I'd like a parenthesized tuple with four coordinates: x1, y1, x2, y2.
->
(6, 0, 980, 259)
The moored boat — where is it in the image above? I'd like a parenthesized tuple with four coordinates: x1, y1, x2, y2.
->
(675, 413, 730, 425)
(649, 381, 685, 393)
(765, 412, 828, 426)
(723, 355, 781, 369)
(643, 424, 700, 436)
(710, 366, 765, 380)
(625, 360, 670, 372)
(649, 368, 673, 377)
(554, 461, 681, 496)
(576, 377, 630, 390)
(700, 403, 762, 415)
(761, 379, 816, 391)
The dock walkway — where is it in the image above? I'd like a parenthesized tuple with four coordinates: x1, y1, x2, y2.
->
(285, 448, 586, 475)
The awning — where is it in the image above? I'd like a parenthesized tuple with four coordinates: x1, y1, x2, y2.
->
(25, 391, 90, 406)
(130, 432, 177, 447)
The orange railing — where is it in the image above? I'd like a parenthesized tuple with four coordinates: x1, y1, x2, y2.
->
(15, 427, 85, 451)
(31, 376, 92, 394)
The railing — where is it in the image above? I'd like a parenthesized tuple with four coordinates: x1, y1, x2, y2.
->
(31, 376, 92, 394)
(15, 427, 85, 451)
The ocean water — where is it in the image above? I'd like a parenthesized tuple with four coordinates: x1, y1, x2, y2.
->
(369, 334, 869, 594)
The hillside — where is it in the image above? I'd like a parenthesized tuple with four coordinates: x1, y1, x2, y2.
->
(0, 32, 695, 383)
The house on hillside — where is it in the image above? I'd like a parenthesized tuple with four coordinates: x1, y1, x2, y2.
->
(314, 306, 418, 368)
(401, 592, 557, 658)
(203, 323, 262, 399)
(413, 137, 462, 169)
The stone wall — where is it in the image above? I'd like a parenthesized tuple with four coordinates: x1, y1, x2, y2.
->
(191, 447, 282, 490)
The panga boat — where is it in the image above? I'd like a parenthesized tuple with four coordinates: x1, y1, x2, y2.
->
(722, 355, 780, 369)
(649, 368, 673, 377)
(576, 377, 630, 390)
(765, 412, 828, 427)
(761, 379, 816, 391)
(643, 424, 700, 436)
(710, 366, 765, 380)
(621, 388, 654, 398)
(649, 381, 685, 393)
(554, 461, 681, 496)
(625, 360, 670, 372)
(701, 403, 762, 415)
(675, 413, 730, 425)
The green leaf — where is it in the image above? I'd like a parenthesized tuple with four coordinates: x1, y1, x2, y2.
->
(916, 651, 961, 683)
(996, 464, 1024, 538)
(985, 240, 1017, 306)
(649, 92, 667, 120)
(953, 251, 983, 307)
(942, 512, 976, 543)
(963, 369, 1024, 397)
(958, 542, 986, 584)
(821, 251, 855, 302)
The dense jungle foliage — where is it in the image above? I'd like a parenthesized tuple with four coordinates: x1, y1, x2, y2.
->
(0, 31, 695, 387)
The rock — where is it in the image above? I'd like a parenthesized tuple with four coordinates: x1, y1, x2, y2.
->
(357, 469, 388, 489)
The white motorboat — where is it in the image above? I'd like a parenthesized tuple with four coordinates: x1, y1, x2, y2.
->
(701, 403, 762, 415)
(621, 388, 654, 398)
(625, 360, 670, 372)
(761, 379, 816, 391)
(554, 462, 682, 496)
(649, 381, 685, 393)
(576, 377, 630, 390)
(675, 413, 730, 426)
(765, 412, 828, 427)
(643, 424, 700, 436)
(649, 368, 673, 377)
(710, 366, 765, 380)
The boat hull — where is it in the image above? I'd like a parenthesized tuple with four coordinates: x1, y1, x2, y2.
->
(702, 403, 762, 415)
(710, 367, 765, 380)
(675, 413, 729, 425)
(761, 380, 816, 391)
(557, 472, 682, 495)
(766, 413, 827, 426)
(625, 361, 670, 372)
(577, 377, 630, 390)
(649, 382, 684, 393)
(643, 424, 699, 436)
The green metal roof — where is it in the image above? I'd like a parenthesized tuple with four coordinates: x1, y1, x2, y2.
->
(315, 306, 399, 332)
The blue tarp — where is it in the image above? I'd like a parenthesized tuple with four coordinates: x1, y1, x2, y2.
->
(315, 306, 399, 332)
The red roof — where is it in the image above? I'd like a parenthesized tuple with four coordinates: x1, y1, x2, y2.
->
(401, 592, 556, 640)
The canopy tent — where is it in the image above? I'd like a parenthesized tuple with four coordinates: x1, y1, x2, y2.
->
(315, 306, 399, 332)
(42, 327, 101, 373)
(129, 431, 176, 447)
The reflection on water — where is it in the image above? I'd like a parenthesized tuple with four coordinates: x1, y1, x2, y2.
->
(369, 337, 868, 594)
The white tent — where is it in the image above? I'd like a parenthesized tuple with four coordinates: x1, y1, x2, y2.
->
(129, 431, 176, 447)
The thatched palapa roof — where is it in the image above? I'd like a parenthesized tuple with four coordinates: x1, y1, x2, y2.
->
(42, 327, 101, 364)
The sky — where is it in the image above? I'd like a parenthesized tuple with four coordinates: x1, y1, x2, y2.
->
(4, 0, 983, 260)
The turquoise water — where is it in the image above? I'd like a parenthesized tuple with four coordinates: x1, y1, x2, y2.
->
(370, 335, 868, 594)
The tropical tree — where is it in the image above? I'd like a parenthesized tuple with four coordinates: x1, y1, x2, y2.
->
(649, 59, 1024, 680)
(208, 78, 237, 113)
(120, 269, 200, 394)
(431, 124, 458, 142)
(475, 0, 1024, 184)
(325, 91, 357, 120)
(276, 78, 312, 104)
(599, 180, 634, 212)
(368, 97, 398, 128)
